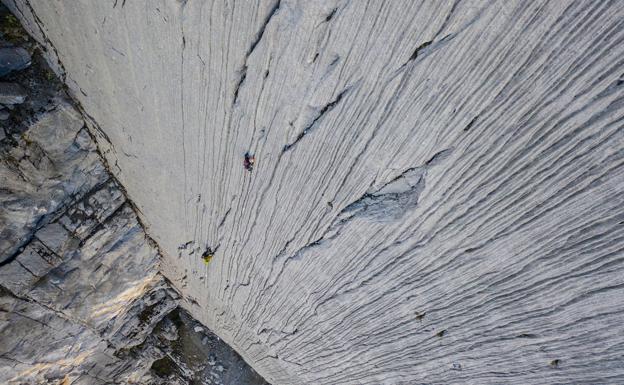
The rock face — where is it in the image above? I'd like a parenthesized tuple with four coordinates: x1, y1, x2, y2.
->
(0, 47, 30, 77)
(0, 93, 267, 385)
(5, 0, 624, 384)
(0, 11, 268, 383)
(0, 101, 107, 263)
(0, 97, 178, 384)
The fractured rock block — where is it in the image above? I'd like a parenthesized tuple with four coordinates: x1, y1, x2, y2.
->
(0, 82, 26, 104)
(0, 47, 30, 77)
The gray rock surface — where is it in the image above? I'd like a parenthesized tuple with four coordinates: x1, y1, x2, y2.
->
(0, 100, 106, 263)
(0, 96, 177, 384)
(0, 94, 173, 384)
(4, 0, 624, 384)
(0, 17, 268, 382)
(0, 95, 267, 384)
(148, 308, 269, 385)
(0, 46, 29, 76)
(0, 81, 26, 103)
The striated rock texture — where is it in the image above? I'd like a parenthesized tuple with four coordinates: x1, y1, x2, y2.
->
(0, 96, 267, 384)
(5, 0, 624, 383)
(0, 16, 268, 383)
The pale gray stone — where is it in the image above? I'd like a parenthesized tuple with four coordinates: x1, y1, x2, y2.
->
(0, 99, 106, 263)
(4, 0, 624, 384)
(0, 100, 180, 384)
(0, 72, 266, 385)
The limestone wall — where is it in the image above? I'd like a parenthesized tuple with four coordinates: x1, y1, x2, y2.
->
(7, 0, 624, 383)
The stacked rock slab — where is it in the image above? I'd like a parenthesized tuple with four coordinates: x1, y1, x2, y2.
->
(5, 0, 624, 384)
(0, 98, 180, 384)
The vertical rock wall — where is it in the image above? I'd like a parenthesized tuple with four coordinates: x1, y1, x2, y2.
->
(0, 97, 180, 384)
(0, 11, 268, 383)
(6, 0, 624, 383)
